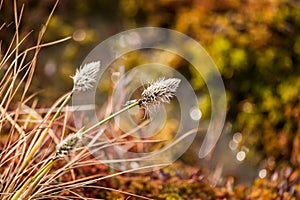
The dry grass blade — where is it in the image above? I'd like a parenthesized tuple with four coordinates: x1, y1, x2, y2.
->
(0, 105, 25, 134)
(0, 0, 3, 10)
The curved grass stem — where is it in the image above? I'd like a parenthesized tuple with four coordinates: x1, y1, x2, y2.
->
(20, 92, 72, 172)
(81, 100, 139, 136)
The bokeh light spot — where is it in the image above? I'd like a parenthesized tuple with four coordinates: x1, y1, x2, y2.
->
(233, 132, 243, 143)
(190, 107, 202, 121)
(229, 140, 238, 151)
(73, 29, 86, 42)
(259, 169, 267, 179)
(236, 150, 246, 162)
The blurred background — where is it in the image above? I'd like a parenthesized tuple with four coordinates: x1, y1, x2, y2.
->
(1, 0, 300, 186)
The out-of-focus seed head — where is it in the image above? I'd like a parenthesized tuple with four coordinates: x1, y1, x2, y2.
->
(71, 61, 100, 92)
(55, 132, 82, 159)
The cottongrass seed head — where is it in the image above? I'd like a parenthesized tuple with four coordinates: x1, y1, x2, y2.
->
(138, 77, 181, 111)
(55, 132, 82, 159)
(71, 61, 100, 92)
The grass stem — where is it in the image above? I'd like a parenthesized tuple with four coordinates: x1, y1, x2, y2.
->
(20, 93, 72, 171)
(81, 100, 139, 136)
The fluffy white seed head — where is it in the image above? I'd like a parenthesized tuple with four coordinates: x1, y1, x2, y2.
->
(55, 132, 82, 159)
(138, 77, 181, 111)
(71, 61, 100, 92)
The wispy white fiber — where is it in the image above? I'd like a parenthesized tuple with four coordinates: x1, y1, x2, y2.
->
(71, 61, 100, 92)
(138, 77, 181, 111)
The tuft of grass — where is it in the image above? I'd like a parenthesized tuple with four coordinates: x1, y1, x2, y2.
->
(0, 0, 73, 199)
(1, 1, 184, 199)
(0, 3, 180, 200)
(13, 73, 181, 198)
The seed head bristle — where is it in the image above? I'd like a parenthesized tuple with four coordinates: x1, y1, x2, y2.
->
(71, 61, 100, 92)
(55, 132, 82, 159)
(138, 77, 181, 111)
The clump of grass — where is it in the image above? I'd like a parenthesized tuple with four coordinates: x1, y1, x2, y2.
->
(1, 1, 183, 199)
(9, 58, 101, 199)
(0, 0, 70, 199)
(11, 75, 181, 199)
(19, 60, 100, 172)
